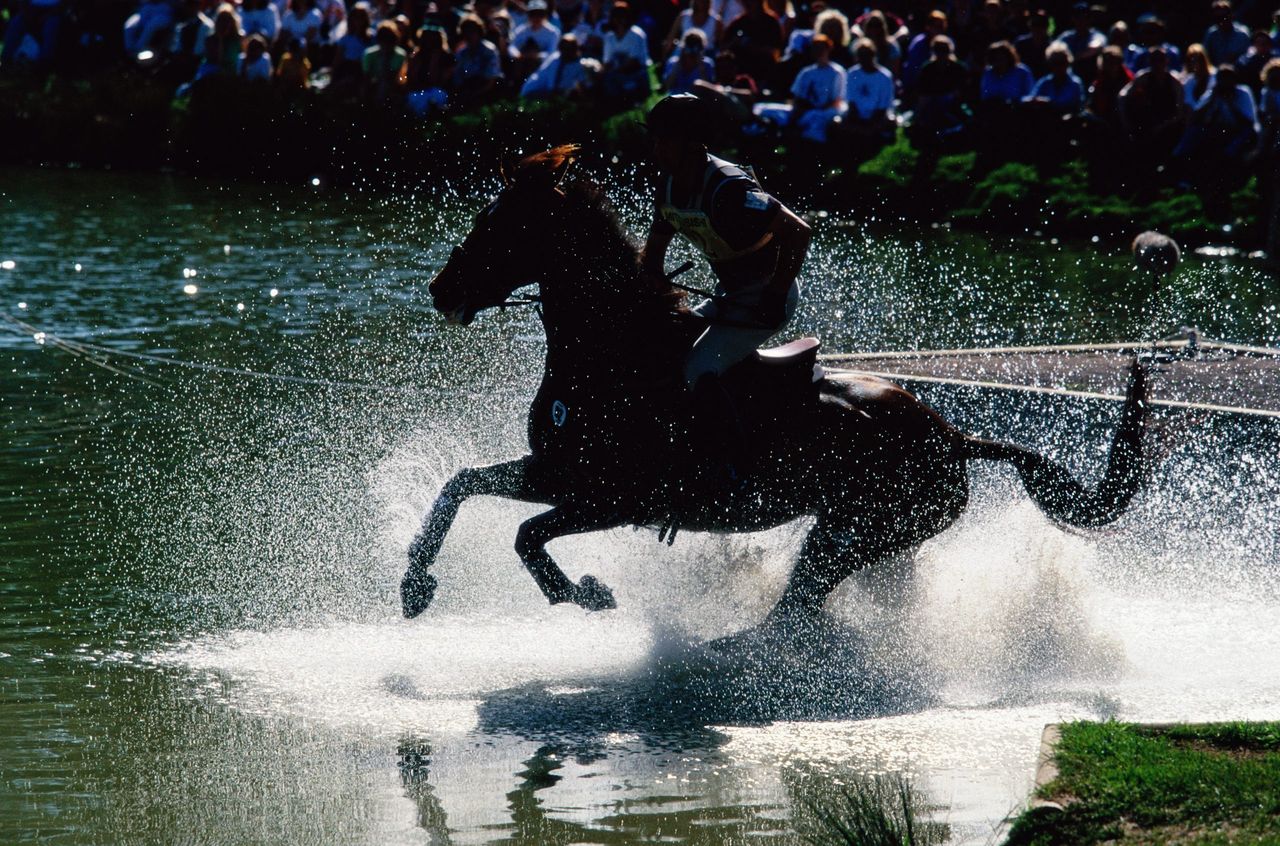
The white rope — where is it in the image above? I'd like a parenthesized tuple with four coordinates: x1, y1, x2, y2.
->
(1, 313, 415, 395)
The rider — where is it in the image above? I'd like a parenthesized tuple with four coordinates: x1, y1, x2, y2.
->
(640, 93, 811, 488)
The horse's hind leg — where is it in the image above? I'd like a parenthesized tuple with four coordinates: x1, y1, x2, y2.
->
(767, 518, 914, 623)
(402, 457, 548, 618)
(514, 505, 623, 611)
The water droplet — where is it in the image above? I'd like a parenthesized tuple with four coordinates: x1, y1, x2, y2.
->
(236, 302, 245, 312)
(33, 332, 46, 345)
(311, 177, 322, 187)
(183, 284, 198, 295)
(183, 268, 197, 279)
(0, 260, 15, 270)
(74, 263, 83, 272)
(17, 302, 27, 310)
(269, 288, 279, 298)
(223, 245, 232, 255)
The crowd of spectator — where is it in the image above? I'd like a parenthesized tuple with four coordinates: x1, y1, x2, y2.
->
(3, 0, 1280, 195)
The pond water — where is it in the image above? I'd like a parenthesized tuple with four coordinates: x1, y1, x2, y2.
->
(2, 165, 1278, 845)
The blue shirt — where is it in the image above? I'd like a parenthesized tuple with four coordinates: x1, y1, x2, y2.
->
(1027, 71, 1084, 112)
(980, 63, 1034, 102)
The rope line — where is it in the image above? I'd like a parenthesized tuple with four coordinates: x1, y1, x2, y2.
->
(1, 313, 414, 395)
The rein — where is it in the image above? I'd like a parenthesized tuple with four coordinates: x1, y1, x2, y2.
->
(496, 260, 704, 310)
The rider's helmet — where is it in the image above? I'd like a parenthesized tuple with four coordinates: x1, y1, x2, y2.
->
(646, 94, 712, 145)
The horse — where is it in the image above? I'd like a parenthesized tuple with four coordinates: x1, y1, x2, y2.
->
(401, 145, 1149, 622)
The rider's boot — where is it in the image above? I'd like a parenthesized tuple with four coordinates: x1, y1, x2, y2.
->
(660, 375, 749, 544)
(692, 373, 751, 489)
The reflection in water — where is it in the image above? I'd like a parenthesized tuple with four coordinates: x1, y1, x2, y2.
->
(2, 166, 1278, 845)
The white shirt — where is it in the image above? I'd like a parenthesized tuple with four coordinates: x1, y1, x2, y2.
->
(240, 8, 280, 40)
(603, 25, 650, 68)
(845, 63, 895, 119)
(521, 52, 600, 96)
(510, 21, 561, 57)
(791, 61, 845, 107)
(280, 8, 323, 46)
(674, 9, 719, 52)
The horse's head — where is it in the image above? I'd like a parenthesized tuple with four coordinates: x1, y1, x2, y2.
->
(430, 145, 578, 326)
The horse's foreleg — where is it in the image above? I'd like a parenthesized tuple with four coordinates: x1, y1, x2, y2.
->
(514, 506, 623, 611)
(402, 458, 545, 618)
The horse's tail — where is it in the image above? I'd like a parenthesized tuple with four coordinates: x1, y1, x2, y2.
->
(963, 362, 1150, 528)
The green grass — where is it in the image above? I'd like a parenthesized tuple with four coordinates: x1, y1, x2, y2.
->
(1005, 721, 1280, 845)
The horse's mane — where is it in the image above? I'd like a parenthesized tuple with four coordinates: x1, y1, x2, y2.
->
(513, 145, 688, 315)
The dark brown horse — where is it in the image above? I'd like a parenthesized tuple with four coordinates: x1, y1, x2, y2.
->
(402, 146, 1149, 621)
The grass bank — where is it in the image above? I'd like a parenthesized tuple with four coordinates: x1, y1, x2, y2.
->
(1006, 721, 1280, 845)
(0, 71, 1267, 249)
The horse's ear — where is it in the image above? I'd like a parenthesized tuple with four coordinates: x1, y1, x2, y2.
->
(552, 146, 580, 190)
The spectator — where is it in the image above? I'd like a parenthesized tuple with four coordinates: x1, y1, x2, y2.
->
(124, 0, 176, 57)
(1026, 42, 1083, 114)
(241, 0, 280, 42)
(812, 8, 851, 67)
(1175, 62, 1259, 160)
(509, 0, 560, 64)
(980, 39, 1033, 103)
(1120, 45, 1185, 153)
(843, 36, 895, 145)
(363, 19, 406, 101)
(521, 32, 600, 97)
(721, 0, 784, 91)
(1055, 2, 1106, 83)
(405, 27, 455, 114)
(571, 0, 608, 59)
(202, 4, 242, 77)
(903, 10, 948, 93)
(1183, 42, 1216, 106)
(712, 0, 745, 43)
(280, 0, 322, 51)
(855, 10, 900, 79)
(1203, 0, 1250, 67)
(333, 2, 372, 84)
(1238, 29, 1277, 91)
(169, 0, 213, 75)
(773, 33, 845, 142)
(1129, 14, 1181, 74)
(1086, 44, 1132, 124)
(2, 0, 64, 70)
(237, 32, 273, 80)
(664, 0, 718, 58)
(910, 34, 969, 146)
(1014, 9, 1051, 79)
(276, 36, 311, 89)
(600, 1, 650, 104)
(662, 28, 715, 94)
(453, 13, 503, 105)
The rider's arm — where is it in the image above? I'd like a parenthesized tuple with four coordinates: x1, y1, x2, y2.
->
(640, 217, 677, 277)
(762, 205, 810, 318)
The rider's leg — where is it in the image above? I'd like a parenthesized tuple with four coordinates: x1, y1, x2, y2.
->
(514, 505, 624, 609)
(683, 323, 773, 481)
(403, 457, 549, 618)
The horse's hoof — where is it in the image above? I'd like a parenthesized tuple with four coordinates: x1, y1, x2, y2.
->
(573, 575, 616, 611)
(401, 569, 438, 619)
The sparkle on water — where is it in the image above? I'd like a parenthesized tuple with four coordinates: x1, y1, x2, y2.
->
(0, 165, 1277, 845)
